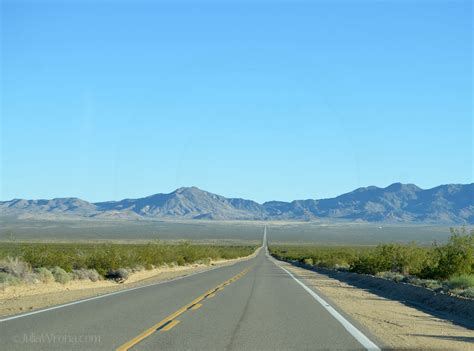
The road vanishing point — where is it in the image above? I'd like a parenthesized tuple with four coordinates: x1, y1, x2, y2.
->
(0, 229, 381, 350)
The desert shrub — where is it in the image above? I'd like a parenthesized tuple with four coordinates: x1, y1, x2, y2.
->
(129, 265, 144, 273)
(23, 272, 40, 284)
(419, 279, 443, 290)
(403, 277, 443, 290)
(456, 287, 474, 298)
(349, 243, 430, 276)
(71, 268, 100, 282)
(406, 276, 424, 285)
(0, 272, 21, 286)
(389, 243, 430, 275)
(420, 228, 473, 280)
(272, 227, 473, 281)
(86, 269, 100, 282)
(302, 257, 314, 266)
(350, 254, 386, 275)
(271, 246, 366, 270)
(85, 245, 123, 276)
(175, 257, 186, 266)
(34, 267, 55, 283)
(197, 258, 211, 265)
(448, 274, 474, 289)
(0, 242, 255, 280)
(377, 271, 405, 283)
(106, 268, 129, 282)
(0, 256, 31, 277)
(51, 266, 71, 284)
(21, 246, 75, 272)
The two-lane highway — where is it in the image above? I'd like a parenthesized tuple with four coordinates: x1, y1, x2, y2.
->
(0, 235, 380, 350)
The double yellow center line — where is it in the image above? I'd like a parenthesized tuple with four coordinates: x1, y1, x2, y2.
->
(116, 266, 252, 351)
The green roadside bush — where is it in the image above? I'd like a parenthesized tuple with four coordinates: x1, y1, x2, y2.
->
(0, 242, 256, 280)
(349, 243, 430, 276)
(448, 274, 474, 289)
(270, 227, 473, 282)
(420, 228, 474, 280)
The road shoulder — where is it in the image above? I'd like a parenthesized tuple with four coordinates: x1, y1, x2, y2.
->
(281, 260, 474, 351)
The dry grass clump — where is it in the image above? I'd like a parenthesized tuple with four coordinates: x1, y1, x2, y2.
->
(0, 256, 33, 288)
(0, 256, 30, 277)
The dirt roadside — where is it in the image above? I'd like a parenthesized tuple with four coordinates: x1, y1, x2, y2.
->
(281, 261, 474, 350)
(0, 249, 260, 318)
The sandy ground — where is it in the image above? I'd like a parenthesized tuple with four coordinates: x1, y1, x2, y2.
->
(0, 250, 259, 318)
(282, 261, 474, 351)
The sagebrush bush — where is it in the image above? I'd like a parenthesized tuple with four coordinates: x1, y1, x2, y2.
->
(0, 257, 31, 277)
(0, 272, 21, 286)
(71, 268, 100, 282)
(23, 272, 40, 284)
(51, 266, 71, 284)
(34, 267, 55, 283)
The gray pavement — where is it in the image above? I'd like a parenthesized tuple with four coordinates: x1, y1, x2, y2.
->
(0, 244, 377, 350)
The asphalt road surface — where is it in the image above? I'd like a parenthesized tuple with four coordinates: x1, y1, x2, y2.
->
(0, 235, 380, 350)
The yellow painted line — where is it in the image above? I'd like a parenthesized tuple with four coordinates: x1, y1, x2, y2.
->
(116, 266, 252, 351)
(207, 293, 216, 298)
(160, 320, 180, 332)
(190, 303, 203, 311)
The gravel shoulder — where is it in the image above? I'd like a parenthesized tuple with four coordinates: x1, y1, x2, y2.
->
(282, 261, 474, 350)
(0, 249, 259, 318)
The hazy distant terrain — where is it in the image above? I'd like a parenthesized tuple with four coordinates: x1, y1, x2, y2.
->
(1, 183, 473, 223)
(0, 216, 465, 245)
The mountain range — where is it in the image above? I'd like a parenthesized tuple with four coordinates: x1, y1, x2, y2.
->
(1, 183, 473, 223)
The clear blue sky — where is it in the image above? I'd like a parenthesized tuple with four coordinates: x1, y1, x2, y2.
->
(1, 0, 472, 203)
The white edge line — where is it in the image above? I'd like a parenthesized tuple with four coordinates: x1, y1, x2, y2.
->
(0, 255, 254, 323)
(267, 250, 381, 351)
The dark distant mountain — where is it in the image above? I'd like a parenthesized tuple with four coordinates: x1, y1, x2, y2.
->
(1, 183, 473, 223)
